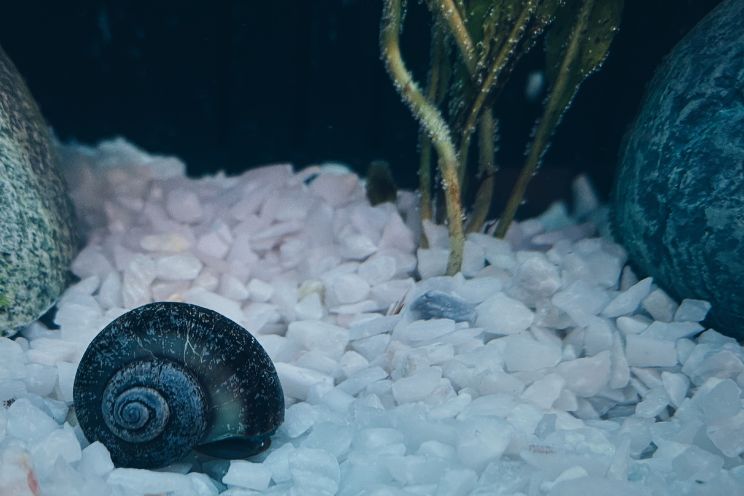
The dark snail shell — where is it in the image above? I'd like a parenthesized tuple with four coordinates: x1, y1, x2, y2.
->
(73, 302, 285, 469)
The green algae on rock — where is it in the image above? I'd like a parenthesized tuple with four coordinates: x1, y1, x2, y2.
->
(0, 45, 79, 337)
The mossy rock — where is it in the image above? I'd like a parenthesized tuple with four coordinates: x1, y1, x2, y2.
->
(612, 0, 744, 338)
(0, 45, 79, 337)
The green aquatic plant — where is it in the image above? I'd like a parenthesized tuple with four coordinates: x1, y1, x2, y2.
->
(381, 0, 623, 274)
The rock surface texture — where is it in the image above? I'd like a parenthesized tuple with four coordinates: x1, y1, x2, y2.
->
(612, 0, 744, 339)
(0, 45, 78, 336)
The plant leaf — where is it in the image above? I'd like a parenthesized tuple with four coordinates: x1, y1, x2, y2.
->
(534, 0, 565, 33)
(545, 0, 623, 97)
(474, 0, 523, 64)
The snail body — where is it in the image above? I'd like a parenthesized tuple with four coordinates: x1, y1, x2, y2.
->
(73, 302, 284, 468)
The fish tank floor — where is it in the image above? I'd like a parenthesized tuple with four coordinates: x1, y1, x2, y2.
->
(1, 138, 742, 495)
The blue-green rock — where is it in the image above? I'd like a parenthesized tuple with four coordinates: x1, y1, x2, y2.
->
(612, 0, 744, 338)
(0, 45, 79, 336)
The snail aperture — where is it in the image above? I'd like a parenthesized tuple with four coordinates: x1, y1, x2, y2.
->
(73, 302, 285, 469)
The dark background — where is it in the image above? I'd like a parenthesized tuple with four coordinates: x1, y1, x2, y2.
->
(0, 0, 723, 217)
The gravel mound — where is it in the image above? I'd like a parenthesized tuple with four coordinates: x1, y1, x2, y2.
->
(1, 139, 742, 495)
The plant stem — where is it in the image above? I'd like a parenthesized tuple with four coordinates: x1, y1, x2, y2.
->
(418, 140, 434, 224)
(382, 0, 465, 275)
(458, 1, 536, 187)
(418, 23, 446, 234)
(429, 0, 477, 74)
(495, 0, 594, 238)
(466, 109, 496, 233)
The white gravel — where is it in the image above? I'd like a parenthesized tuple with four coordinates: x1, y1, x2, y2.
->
(0, 138, 743, 495)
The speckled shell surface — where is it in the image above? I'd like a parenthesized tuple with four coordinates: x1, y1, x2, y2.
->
(73, 302, 285, 468)
(0, 44, 79, 336)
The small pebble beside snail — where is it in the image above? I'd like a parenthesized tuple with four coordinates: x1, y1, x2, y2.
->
(73, 302, 285, 469)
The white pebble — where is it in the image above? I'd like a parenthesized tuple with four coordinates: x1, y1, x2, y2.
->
(288, 448, 340, 493)
(188, 472, 220, 496)
(609, 334, 630, 389)
(674, 299, 711, 322)
(476, 292, 534, 335)
(457, 277, 503, 304)
(515, 253, 561, 297)
(156, 254, 203, 280)
(635, 386, 669, 418)
(196, 231, 230, 259)
(642, 288, 678, 322)
(339, 351, 370, 378)
(166, 188, 203, 223)
(71, 245, 114, 279)
(97, 272, 123, 309)
(56, 362, 76, 403)
(294, 293, 325, 321)
(461, 240, 486, 277)
(571, 175, 600, 218)
(423, 220, 450, 249)
(222, 460, 272, 490)
(615, 315, 650, 335)
(337, 366, 388, 395)
(707, 411, 744, 457)
(6, 398, 59, 444)
(661, 372, 689, 408)
(697, 378, 741, 423)
(417, 248, 449, 279)
(358, 255, 397, 285)
(503, 334, 562, 372)
(183, 288, 244, 325)
(218, 274, 249, 301)
(601, 277, 652, 317)
(23, 363, 56, 397)
(303, 422, 353, 459)
(642, 321, 704, 341)
(379, 211, 415, 253)
(393, 319, 456, 346)
(30, 427, 82, 478)
(338, 232, 377, 260)
(457, 418, 512, 471)
(108, 467, 194, 494)
(392, 367, 443, 404)
(625, 335, 678, 368)
(309, 172, 358, 207)
(521, 373, 565, 409)
(556, 351, 612, 397)
(275, 362, 334, 401)
(583, 315, 614, 355)
(140, 232, 191, 252)
(78, 441, 115, 477)
(121, 254, 156, 307)
(263, 442, 295, 483)
(552, 280, 610, 323)
(436, 468, 477, 496)
(286, 320, 349, 359)
(330, 273, 370, 305)
(283, 402, 318, 438)
(247, 278, 274, 302)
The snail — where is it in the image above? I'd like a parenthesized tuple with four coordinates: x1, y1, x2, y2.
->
(73, 302, 285, 468)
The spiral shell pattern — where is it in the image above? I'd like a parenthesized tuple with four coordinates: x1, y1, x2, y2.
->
(73, 302, 284, 468)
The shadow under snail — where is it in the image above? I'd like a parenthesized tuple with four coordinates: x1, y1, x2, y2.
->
(73, 302, 285, 469)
